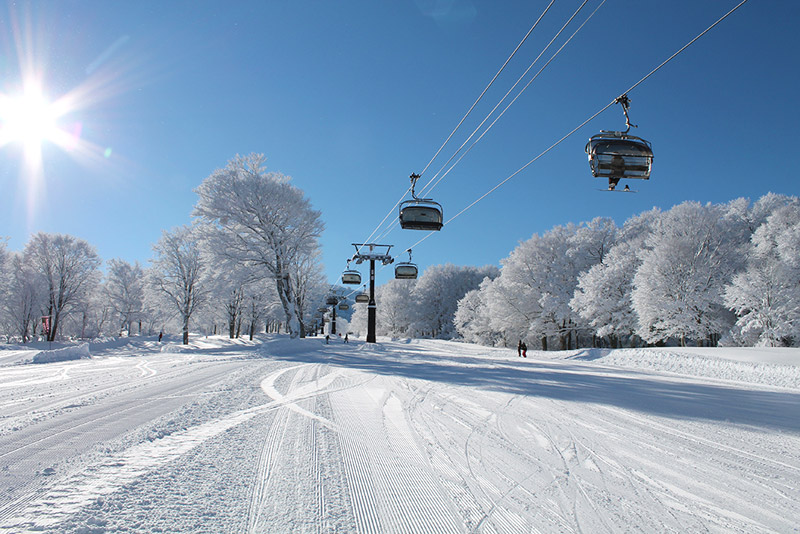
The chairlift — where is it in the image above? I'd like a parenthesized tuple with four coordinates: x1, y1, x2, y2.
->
(317, 307, 328, 313)
(586, 95, 653, 191)
(394, 248, 419, 280)
(338, 303, 350, 311)
(355, 285, 370, 303)
(399, 173, 443, 231)
(326, 296, 338, 306)
(341, 262, 362, 285)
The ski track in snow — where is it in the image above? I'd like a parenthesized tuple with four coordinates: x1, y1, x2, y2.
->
(0, 336, 798, 532)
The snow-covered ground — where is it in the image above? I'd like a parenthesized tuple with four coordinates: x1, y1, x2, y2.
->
(0, 335, 798, 533)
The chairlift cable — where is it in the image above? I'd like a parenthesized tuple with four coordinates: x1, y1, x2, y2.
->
(360, 0, 583, 252)
(420, 0, 604, 199)
(398, 0, 750, 253)
(417, 0, 557, 179)
(619, 0, 749, 100)
(357, 0, 749, 284)
(386, 0, 598, 248)
(352, 189, 409, 258)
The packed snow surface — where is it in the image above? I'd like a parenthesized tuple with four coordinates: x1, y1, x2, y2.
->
(0, 335, 798, 533)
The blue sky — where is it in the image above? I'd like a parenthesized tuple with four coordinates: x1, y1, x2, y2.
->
(1, 0, 797, 285)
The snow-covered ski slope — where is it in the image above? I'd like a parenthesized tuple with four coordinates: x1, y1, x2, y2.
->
(0, 335, 798, 533)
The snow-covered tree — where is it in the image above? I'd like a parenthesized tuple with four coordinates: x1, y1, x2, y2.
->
(632, 201, 747, 346)
(289, 249, 329, 337)
(411, 264, 499, 339)
(724, 199, 800, 346)
(489, 221, 611, 350)
(454, 277, 505, 346)
(378, 278, 416, 337)
(1, 252, 44, 342)
(104, 258, 145, 336)
(194, 154, 325, 338)
(23, 233, 102, 341)
(148, 225, 208, 344)
(571, 210, 659, 347)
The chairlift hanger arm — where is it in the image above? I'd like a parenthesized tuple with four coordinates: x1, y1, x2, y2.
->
(614, 94, 636, 133)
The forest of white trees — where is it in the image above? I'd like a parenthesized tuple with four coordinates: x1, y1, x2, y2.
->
(0, 154, 328, 344)
(2, 176, 797, 351)
(346, 194, 799, 349)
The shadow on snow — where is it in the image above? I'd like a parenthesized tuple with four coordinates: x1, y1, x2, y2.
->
(261, 337, 800, 434)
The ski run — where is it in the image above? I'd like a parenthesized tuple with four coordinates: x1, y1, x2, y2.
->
(1, 335, 798, 533)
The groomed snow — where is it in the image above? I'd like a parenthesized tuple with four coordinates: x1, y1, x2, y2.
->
(0, 335, 798, 533)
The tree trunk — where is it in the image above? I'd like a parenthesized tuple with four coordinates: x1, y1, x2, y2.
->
(275, 274, 300, 338)
(182, 315, 190, 345)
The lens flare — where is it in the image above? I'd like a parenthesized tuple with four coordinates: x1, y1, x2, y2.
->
(0, 84, 58, 150)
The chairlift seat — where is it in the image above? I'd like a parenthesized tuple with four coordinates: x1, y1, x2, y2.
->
(586, 132, 653, 180)
(394, 262, 418, 280)
(355, 293, 369, 303)
(341, 270, 362, 285)
(326, 297, 338, 306)
(338, 303, 350, 311)
(399, 199, 443, 231)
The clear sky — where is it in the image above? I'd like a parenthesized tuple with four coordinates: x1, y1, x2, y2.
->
(1, 0, 798, 286)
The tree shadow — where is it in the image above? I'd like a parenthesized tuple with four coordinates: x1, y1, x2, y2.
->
(261, 338, 800, 434)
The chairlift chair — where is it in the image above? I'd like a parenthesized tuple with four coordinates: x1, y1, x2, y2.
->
(399, 173, 443, 231)
(586, 132, 653, 180)
(341, 270, 361, 285)
(326, 296, 338, 306)
(394, 262, 418, 279)
(586, 94, 653, 191)
(399, 199, 444, 231)
(394, 248, 418, 280)
(338, 303, 350, 311)
(355, 292, 369, 304)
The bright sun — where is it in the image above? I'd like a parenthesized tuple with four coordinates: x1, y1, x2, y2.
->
(0, 84, 59, 151)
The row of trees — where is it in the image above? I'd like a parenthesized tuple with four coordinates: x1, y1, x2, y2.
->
(457, 193, 800, 348)
(0, 154, 328, 344)
(349, 194, 798, 349)
(347, 264, 500, 339)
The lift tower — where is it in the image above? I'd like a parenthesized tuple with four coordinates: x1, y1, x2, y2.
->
(351, 244, 394, 343)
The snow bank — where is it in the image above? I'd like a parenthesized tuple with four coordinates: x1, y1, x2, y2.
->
(32, 343, 91, 364)
(562, 347, 800, 390)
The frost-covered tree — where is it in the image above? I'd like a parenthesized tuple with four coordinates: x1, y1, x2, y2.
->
(724, 199, 800, 346)
(378, 278, 416, 337)
(454, 277, 505, 346)
(194, 154, 325, 338)
(1, 252, 44, 342)
(488, 221, 611, 350)
(148, 225, 208, 344)
(24, 233, 102, 341)
(104, 259, 145, 336)
(290, 249, 329, 336)
(632, 201, 747, 346)
(411, 264, 499, 339)
(571, 210, 659, 347)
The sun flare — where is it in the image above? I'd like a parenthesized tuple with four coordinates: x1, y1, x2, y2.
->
(0, 84, 61, 151)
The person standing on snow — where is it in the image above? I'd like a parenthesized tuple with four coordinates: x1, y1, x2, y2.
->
(521, 341, 527, 358)
(517, 340, 522, 357)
